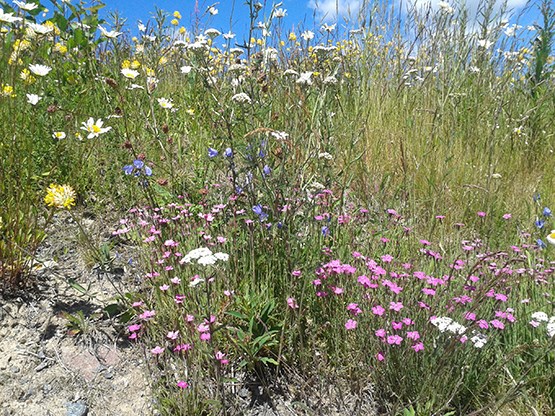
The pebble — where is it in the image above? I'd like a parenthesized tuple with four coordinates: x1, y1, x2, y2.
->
(65, 401, 88, 416)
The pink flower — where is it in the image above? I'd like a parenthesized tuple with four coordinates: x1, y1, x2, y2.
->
(132, 301, 144, 308)
(177, 380, 189, 389)
(381, 254, 393, 263)
(375, 328, 386, 338)
(402, 318, 414, 326)
(151, 346, 165, 355)
(411, 342, 424, 352)
(376, 352, 385, 361)
(406, 331, 420, 340)
(292, 270, 302, 277)
(173, 343, 192, 353)
(139, 310, 156, 320)
(477, 320, 489, 329)
(464, 312, 476, 321)
(392, 321, 403, 330)
(167, 330, 179, 340)
(345, 319, 358, 330)
(490, 319, 505, 330)
(128, 324, 142, 332)
(171, 277, 181, 285)
(389, 301, 404, 312)
(502, 213, 512, 220)
(372, 305, 385, 316)
(332, 286, 344, 295)
(346, 303, 362, 315)
(529, 320, 540, 328)
(215, 351, 229, 365)
(477, 211, 486, 217)
(287, 297, 299, 309)
(422, 288, 436, 296)
(160, 284, 170, 291)
(387, 335, 403, 345)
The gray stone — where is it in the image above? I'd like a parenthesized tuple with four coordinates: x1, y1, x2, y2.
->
(65, 401, 88, 416)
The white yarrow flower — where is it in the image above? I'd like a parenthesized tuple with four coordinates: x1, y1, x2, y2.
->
(531, 312, 549, 322)
(296, 72, 313, 85)
(231, 92, 251, 104)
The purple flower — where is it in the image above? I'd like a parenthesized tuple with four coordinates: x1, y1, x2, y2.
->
(263, 165, 271, 176)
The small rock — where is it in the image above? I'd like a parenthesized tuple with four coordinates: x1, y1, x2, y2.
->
(9, 366, 20, 374)
(65, 401, 88, 416)
(103, 370, 114, 379)
(43, 384, 53, 394)
(238, 387, 250, 399)
(35, 360, 50, 372)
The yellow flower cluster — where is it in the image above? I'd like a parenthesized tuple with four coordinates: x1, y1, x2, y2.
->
(44, 184, 76, 210)
(1, 84, 16, 98)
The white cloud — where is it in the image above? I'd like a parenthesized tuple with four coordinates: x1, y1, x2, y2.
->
(308, 0, 363, 20)
(408, 0, 528, 16)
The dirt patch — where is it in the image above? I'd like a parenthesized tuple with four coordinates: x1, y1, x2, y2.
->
(0, 212, 153, 416)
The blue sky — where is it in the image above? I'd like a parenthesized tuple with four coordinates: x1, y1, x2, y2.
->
(43, 0, 543, 40)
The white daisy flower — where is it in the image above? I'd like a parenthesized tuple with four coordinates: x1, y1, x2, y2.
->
(13, 1, 39, 11)
(80, 117, 112, 139)
(27, 23, 54, 35)
(121, 68, 139, 79)
(0, 9, 23, 23)
(98, 25, 122, 38)
(52, 131, 66, 140)
(29, 64, 52, 76)
(26, 93, 41, 105)
(157, 98, 173, 109)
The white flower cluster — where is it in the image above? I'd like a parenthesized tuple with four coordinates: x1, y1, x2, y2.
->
(180, 247, 229, 266)
(231, 93, 251, 104)
(530, 312, 555, 338)
(431, 316, 467, 334)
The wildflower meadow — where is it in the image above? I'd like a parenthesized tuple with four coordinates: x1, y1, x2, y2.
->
(1, 0, 554, 414)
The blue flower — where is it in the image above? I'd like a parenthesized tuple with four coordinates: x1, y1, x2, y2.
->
(133, 159, 144, 169)
(263, 165, 271, 176)
(208, 147, 219, 158)
(224, 147, 233, 158)
(533, 193, 541, 202)
(252, 204, 268, 221)
(123, 164, 133, 175)
(535, 219, 545, 229)
(537, 239, 547, 249)
(543, 207, 552, 217)
(252, 204, 263, 216)
(144, 166, 153, 176)
(322, 226, 329, 237)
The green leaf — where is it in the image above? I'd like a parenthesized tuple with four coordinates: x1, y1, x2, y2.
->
(226, 310, 248, 321)
(259, 357, 279, 366)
